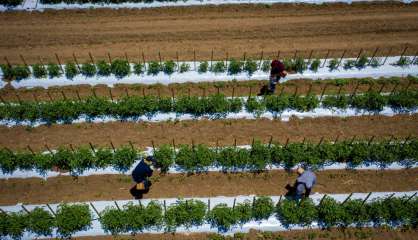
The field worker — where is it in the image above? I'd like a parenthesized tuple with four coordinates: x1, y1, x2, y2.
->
(130, 156, 159, 199)
(294, 166, 316, 200)
(268, 59, 287, 94)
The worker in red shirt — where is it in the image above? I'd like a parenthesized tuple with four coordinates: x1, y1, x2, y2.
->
(268, 60, 287, 94)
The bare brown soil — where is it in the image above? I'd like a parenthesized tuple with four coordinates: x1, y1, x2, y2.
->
(1, 77, 416, 102)
(0, 168, 417, 205)
(71, 228, 418, 240)
(0, 115, 416, 151)
(1, 3, 418, 64)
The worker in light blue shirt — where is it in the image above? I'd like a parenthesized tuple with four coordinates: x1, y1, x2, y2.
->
(295, 167, 317, 200)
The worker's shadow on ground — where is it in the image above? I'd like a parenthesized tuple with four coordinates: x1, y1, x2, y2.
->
(257, 85, 270, 96)
(284, 183, 297, 199)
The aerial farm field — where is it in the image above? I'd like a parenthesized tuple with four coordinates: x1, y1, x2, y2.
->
(0, 1, 417, 240)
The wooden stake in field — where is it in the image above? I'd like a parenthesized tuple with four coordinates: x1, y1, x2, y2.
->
(321, 50, 330, 68)
(72, 53, 81, 71)
(55, 53, 64, 73)
(19, 54, 28, 67)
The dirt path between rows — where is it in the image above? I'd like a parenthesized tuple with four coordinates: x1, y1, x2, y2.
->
(74, 228, 418, 240)
(1, 78, 416, 102)
(1, 3, 418, 64)
(1, 168, 417, 205)
(0, 115, 416, 151)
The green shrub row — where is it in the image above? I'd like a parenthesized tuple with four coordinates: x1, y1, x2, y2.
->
(0, 59, 131, 81)
(1, 139, 416, 175)
(0, 204, 92, 239)
(40, 0, 194, 4)
(0, 0, 22, 7)
(0, 145, 137, 174)
(155, 139, 418, 172)
(3, 55, 416, 81)
(0, 91, 416, 123)
(1, 196, 416, 238)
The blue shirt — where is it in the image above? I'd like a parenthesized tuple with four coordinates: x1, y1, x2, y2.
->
(296, 170, 317, 195)
(132, 160, 153, 183)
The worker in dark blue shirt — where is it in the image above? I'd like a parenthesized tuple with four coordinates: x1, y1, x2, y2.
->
(130, 156, 158, 199)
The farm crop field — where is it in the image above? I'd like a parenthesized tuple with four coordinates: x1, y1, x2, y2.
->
(0, 1, 418, 240)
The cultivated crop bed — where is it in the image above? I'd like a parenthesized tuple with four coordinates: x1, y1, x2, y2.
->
(1, 56, 417, 89)
(1, 139, 417, 179)
(0, 90, 417, 127)
(0, 192, 416, 239)
(1, 1, 417, 238)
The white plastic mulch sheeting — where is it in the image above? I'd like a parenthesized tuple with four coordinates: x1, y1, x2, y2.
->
(0, 191, 416, 239)
(1, 56, 417, 89)
(1, 0, 416, 12)
(1, 145, 417, 180)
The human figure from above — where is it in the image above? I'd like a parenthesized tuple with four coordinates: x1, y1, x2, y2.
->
(285, 166, 317, 200)
(258, 59, 288, 95)
(130, 155, 161, 199)
(269, 59, 288, 93)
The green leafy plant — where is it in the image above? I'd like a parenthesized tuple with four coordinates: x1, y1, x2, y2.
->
(356, 55, 369, 69)
(370, 58, 380, 68)
(32, 64, 48, 78)
(47, 63, 62, 78)
(309, 59, 321, 72)
(163, 60, 176, 75)
(165, 200, 206, 232)
(328, 58, 339, 71)
(80, 62, 97, 77)
(56, 203, 92, 238)
(261, 60, 270, 72)
(252, 196, 274, 220)
(1, 0, 23, 7)
(343, 60, 356, 70)
(396, 56, 411, 66)
(179, 63, 190, 73)
(244, 59, 258, 76)
(276, 199, 317, 226)
(133, 63, 144, 75)
(27, 207, 55, 236)
(96, 60, 111, 76)
(65, 62, 79, 79)
(207, 204, 238, 231)
(153, 144, 174, 173)
(113, 146, 137, 172)
(317, 196, 344, 228)
(111, 59, 130, 78)
(4, 212, 28, 240)
(147, 61, 161, 75)
(198, 61, 209, 73)
(100, 207, 128, 235)
(293, 57, 307, 73)
(283, 58, 293, 71)
(341, 199, 369, 227)
(352, 91, 387, 112)
(211, 61, 226, 73)
(1, 64, 14, 80)
(13, 65, 30, 80)
(227, 59, 243, 75)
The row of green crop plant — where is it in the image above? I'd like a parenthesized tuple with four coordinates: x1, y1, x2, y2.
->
(39, 0, 201, 5)
(0, 0, 21, 7)
(0, 91, 416, 123)
(0, 145, 138, 175)
(1, 195, 416, 239)
(0, 59, 260, 81)
(2, 55, 416, 81)
(1, 139, 416, 175)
